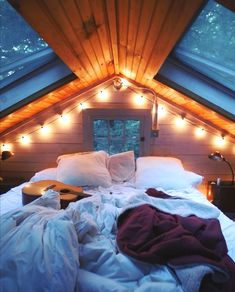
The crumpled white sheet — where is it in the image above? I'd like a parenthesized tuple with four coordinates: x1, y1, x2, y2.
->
(0, 190, 80, 292)
(67, 190, 231, 292)
(1, 185, 235, 292)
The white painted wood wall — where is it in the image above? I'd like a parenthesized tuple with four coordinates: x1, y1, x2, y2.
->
(1, 80, 234, 196)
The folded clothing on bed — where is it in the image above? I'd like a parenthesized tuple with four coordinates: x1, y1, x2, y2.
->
(116, 203, 235, 292)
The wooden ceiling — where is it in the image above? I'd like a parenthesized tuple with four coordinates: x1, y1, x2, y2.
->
(1, 0, 235, 139)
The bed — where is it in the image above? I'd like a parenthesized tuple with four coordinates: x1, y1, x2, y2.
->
(0, 151, 235, 292)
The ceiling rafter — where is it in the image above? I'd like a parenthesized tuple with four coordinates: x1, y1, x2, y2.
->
(2, 0, 234, 140)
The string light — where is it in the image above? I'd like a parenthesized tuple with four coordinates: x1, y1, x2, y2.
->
(98, 90, 108, 100)
(39, 125, 51, 135)
(121, 78, 129, 88)
(59, 114, 70, 125)
(175, 115, 186, 128)
(195, 127, 206, 138)
(20, 135, 30, 145)
(158, 105, 167, 119)
(135, 95, 145, 105)
(79, 102, 86, 110)
(214, 135, 226, 147)
(1, 78, 234, 153)
(1, 143, 12, 151)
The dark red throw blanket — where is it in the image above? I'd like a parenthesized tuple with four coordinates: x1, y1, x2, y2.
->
(116, 203, 235, 291)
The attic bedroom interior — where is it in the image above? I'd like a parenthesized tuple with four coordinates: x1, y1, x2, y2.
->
(0, 0, 235, 291)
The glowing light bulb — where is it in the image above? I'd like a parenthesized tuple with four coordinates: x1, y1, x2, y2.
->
(1, 143, 13, 151)
(135, 95, 145, 105)
(40, 125, 51, 135)
(21, 135, 30, 145)
(158, 105, 167, 118)
(121, 78, 129, 88)
(214, 136, 226, 147)
(79, 102, 87, 110)
(98, 90, 108, 100)
(195, 127, 206, 138)
(59, 114, 70, 125)
(2, 144, 8, 151)
(175, 116, 186, 128)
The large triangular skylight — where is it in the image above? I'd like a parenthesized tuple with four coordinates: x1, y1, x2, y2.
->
(0, 0, 74, 114)
(156, 0, 235, 119)
(173, 0, 235, 92)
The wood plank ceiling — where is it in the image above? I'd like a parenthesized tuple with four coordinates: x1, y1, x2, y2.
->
(1, 0, 234, 139)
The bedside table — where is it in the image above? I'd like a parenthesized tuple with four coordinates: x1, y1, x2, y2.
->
(0, 178, 25, 195)
(209, 181, 235, 213)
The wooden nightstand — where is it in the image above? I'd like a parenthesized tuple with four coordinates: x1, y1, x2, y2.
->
(208, 181, 235, 213)
(0, 178, 25, 195)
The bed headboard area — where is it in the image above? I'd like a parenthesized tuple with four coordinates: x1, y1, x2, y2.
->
(0, 80, 234, 195)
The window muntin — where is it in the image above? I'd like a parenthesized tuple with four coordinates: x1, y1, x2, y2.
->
(172, 0, 235, 92)
(93, 119, 141, 156)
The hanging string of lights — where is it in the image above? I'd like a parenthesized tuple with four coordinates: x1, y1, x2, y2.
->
(0, 77, 233, 152)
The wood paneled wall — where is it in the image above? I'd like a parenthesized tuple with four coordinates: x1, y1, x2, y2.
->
(1, 81, 234, 195)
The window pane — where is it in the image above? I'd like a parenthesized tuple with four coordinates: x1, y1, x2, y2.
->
(109, 120, 124, 137)
(93, 137, 109, 152)
(93, 120, 108, 136)
(0, 0, 50, 86)
(173, 0, 235, 91)
(125, 120, 140, 137)
(109, 139, 124, 155)
(0, 0, 73, 113)
(126, 138, 140, 157)
(93, 119, 141, 156)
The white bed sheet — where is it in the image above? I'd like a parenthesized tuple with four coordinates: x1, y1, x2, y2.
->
(0, 183, 235, 292)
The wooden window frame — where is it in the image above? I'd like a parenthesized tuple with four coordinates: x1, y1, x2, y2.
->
(82, 108, 152, 156)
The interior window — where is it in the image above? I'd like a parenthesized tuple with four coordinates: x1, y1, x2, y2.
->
(83, 108, 151, 156)
(93, 119, 141, 157)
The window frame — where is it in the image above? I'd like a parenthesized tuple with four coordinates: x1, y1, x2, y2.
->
(82, 108, 152, 156)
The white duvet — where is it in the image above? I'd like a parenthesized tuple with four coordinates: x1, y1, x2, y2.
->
(0, 184, 235, 292)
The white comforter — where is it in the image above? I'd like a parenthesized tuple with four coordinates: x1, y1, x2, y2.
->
(0, 184, 235, 292)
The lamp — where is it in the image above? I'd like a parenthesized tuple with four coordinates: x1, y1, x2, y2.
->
(0, 151, 14, 182)
(1, 150, 14, 160)
(113, 77, 123, 90)
(208, 151, 234, 185)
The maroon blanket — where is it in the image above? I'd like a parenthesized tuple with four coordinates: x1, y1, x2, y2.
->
(116, 203, 235, 291)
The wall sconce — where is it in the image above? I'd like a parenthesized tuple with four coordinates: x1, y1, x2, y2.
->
(208, 151, 234, 185)
(113, 77, 123, 90)
(0, 151, 14, 182)
(1, 150, 14, 160)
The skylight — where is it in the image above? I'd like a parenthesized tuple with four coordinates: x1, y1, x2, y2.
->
(156, 0, 235, 119)
(0, 0, 51, 88)
(173, 0, 235, 92)
(0, 0, 74, 115)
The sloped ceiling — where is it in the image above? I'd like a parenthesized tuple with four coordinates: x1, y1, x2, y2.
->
(1, 0, 235, 139)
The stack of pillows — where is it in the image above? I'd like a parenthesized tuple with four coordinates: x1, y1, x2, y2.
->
(30, 150, 203, 190)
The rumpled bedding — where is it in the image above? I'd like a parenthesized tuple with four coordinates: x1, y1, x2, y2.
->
(0, 186, 235, 292)
(117, 203, 235, 292)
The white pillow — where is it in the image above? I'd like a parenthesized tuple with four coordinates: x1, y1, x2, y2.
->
(56, 151, 112, 188)
(56, 151, 93, 164)
(107, 151, 135, 182)
(184, 171, 203, 187)
(135, 156, 202, 190)
(30, 168, 57, 182)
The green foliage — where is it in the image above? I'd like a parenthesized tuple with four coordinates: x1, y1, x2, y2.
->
(0, 0, 48, 68)
(93, 119, 140, 157)
(178, 0, 235, 69)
